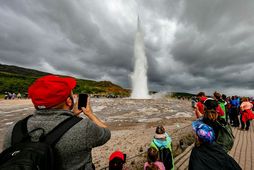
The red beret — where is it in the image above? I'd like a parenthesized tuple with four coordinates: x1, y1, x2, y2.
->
(28, 75, 76, 109)
(109, 151, 124, 162)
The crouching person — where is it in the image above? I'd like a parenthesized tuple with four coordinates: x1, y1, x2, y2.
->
(109, 151, 127, 170)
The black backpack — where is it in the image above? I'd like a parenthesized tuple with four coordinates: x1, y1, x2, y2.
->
(153, 142, 173, 170)
(0, 115, 82, 170)
(159, 147, 173, 170)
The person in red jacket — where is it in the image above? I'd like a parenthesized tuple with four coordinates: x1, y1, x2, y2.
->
(194, 92, 207, 118)
(240, 97, 254, 131)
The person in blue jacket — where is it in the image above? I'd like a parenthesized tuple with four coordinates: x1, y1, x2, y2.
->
(230, 96, 240, 127)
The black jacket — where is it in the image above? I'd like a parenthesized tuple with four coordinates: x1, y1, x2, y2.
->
(189, 142, 241, 170)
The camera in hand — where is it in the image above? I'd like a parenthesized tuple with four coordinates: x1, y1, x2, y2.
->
(78, 94, 88, 110)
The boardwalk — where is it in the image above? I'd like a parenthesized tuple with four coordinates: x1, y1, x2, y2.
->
(174, 121, 254, 170)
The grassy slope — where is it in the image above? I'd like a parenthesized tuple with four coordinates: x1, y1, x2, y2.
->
(0, 64, 129, 97)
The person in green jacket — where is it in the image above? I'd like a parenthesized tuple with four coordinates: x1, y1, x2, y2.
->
(214, 91, 227, 123)
(150, 125, 174, 170)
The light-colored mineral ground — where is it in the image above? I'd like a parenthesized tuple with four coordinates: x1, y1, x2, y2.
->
(0, 97, 196, 169)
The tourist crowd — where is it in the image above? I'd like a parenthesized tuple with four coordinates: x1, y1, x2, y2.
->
(4, 91, 24, 99)
(193, 91, 254, 131)
(190, 91, 245, 170)
(1, 75, 251, 170)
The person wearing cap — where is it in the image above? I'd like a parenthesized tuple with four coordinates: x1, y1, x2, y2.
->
(193, 92, 207, 118)
(2, 75, 111, 170)
(150, 125, 174, 170)
(109, 151, 126, 170)
(189, 120, 241, 170)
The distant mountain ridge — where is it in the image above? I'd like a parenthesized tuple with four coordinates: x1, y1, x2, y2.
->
(0, 64, 129, 97)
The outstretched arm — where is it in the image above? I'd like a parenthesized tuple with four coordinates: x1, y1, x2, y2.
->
(73, 96, 108, 128)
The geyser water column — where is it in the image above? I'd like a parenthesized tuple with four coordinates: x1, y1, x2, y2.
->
(131, 17, 150, 99)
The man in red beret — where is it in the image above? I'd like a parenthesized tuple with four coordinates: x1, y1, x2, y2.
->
(3, 75, 111, 170)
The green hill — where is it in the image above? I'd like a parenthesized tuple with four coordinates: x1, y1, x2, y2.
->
(0, 64, 129, 97)
(168, 92, 195, 100)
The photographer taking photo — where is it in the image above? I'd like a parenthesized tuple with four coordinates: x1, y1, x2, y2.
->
(2, 75, 111, 170)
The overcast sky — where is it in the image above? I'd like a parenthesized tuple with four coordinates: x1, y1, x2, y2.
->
(1, 0, 254, 96)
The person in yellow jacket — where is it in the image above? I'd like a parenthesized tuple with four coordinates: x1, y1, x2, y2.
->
(150, 125, 174, 170)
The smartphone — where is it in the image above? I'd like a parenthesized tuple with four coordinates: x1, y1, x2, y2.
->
(123, 154, 126, 163)
(78, 94, 88, 110)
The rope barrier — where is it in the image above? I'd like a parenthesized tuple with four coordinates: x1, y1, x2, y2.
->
(99, 123, 193, 170)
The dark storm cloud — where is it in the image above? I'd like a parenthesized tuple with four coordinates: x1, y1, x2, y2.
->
(1, 0, 254, 96)
(169, 0, 254, 95)
(0, 0, 136, 80)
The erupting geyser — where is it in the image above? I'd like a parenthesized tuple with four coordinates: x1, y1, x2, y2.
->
(131, 17, 150, 99)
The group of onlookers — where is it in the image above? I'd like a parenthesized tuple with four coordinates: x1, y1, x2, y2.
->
(109, 125, 174, 170)
(193, 91, 254, 131)
(190, 91, 254, 169)
(1, 74, 249, 170)
(4, 92, 22, 99)
(226, 95, 254, 131)
(1, 75, 175, 170)
(110, 90, 246, 170)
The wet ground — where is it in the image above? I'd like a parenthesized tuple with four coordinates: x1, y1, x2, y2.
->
(0, 97, 195, 169)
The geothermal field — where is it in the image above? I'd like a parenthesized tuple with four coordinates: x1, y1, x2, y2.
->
(0, 13, 196, 170)
(0, 97, 195, 169)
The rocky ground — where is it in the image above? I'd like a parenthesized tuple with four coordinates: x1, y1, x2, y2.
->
(0, 97, 196, 170)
